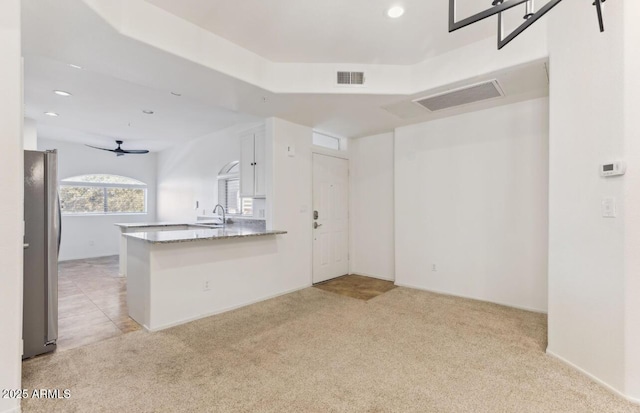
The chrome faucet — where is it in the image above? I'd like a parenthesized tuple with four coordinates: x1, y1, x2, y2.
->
(213, 204, 226, 227)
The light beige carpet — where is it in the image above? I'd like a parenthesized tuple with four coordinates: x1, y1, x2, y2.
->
(22, 287, 640, 413)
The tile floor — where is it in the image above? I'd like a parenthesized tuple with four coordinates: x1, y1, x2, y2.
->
(58, 265, 390, 350)
(57, 256, 140, 351)
(313, 274, 396, 301)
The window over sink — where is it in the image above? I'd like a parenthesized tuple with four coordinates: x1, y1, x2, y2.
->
(217, 161, 253, 216)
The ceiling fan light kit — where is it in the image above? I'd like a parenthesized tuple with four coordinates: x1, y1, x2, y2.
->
(86, 140, 150, 157)
(449, 0, 607, 49)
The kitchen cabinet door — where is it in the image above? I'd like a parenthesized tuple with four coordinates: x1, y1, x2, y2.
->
(253, 130, 266, 198)
(239, 132, 255, 198)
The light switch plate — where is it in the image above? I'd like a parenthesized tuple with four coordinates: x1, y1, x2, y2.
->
(287, 145, 296, 157)
(602, 197, 617, 218)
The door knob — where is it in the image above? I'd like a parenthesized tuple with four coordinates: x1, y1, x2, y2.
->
(313, 222, 322, 229)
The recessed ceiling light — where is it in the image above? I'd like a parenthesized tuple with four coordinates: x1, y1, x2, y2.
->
(142, 110, 154, 115)
(170, 92, 182, 97)
(69, 64, 82, 69)
(44, 112, 59, 117)
(387, 6, 405, 18)
(54, 90, 72, 97)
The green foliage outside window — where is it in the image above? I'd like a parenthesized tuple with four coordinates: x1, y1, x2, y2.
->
(107, 188, 145, 213)
(60, 187, 105, 214)
(59, 174, 146, 215)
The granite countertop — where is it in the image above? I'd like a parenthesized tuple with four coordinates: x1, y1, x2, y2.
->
(123, 227, 287, 244)
(115, 221, 222, 228)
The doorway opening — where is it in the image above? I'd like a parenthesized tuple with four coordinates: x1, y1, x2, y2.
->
(57, 256, 140, 351)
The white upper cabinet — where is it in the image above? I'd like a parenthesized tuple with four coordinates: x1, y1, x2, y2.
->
(240, 131, 255, 197)
(240, 127, 266, 198)
(253, 129, 266, 197)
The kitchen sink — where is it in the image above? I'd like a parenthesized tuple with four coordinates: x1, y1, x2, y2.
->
(192, 223, 223, 228)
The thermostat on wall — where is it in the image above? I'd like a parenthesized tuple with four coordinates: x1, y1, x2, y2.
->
(600, 161, 626, 177)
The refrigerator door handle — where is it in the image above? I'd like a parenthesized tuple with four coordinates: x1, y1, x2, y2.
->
(57, 195, 62, 255)
(45, 150, 59, 344)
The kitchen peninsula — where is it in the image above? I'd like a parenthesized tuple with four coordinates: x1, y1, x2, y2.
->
(119, 222, 287, 331)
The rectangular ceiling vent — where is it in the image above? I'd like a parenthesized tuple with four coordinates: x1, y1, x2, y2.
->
(337, 71, 365, 86)
(413, 80, 504, 112)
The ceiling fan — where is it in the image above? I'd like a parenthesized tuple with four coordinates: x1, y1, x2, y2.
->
(86, 140, 149, 157)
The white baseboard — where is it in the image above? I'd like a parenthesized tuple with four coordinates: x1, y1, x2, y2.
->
(393, 282, 547, 314)
(147, 284, 312, 332)
(546, 349, 640, 405)
(349, 271, 394, 282)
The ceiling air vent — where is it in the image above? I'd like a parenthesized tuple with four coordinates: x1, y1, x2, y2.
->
(337, 71, 365, 86)
(413, 80, 504, 112)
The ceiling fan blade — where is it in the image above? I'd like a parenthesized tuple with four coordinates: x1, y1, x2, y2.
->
(86, 141, 149, 155)
(121, 149, 150, 154)
(85, 144, 116, 153)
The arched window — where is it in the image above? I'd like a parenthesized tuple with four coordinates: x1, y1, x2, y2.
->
(217, 161, 253, 216)
(59, 174, 147, 215)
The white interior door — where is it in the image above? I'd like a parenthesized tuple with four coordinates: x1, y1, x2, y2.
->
(312, 153, 349, 283)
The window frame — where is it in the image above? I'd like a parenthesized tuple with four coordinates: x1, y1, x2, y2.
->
(59, 175, 148, 216)
(217, 161, 253, 217)
(312, 132, 341, 151)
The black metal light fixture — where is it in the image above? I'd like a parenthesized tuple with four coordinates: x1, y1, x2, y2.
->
(449, 0, 607, 49)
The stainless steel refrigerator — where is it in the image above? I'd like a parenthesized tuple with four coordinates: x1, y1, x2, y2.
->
(23, 149, 61, 359)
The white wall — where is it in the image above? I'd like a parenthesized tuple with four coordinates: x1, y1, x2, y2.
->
(156, 123, 265, 222)
(38, 138, 157, 261)
(23, 117, 37, 150)
(546, 0, 640, 400)
(265, 117, 313, 283)
(349, 132, 395, 281)
(0, 1, 23, 412)
(394, 98, 549, 313)
(624, 0, 640, 400)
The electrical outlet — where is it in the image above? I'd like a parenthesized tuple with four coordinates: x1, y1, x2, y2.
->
(203, 279, 211, 291)
(432, 264, 437, 272)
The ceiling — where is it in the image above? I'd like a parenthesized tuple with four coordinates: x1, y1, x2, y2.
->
(21, 0, 549, 152)
(144, 0, 496, 64)
(24, 56, 257, 151)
